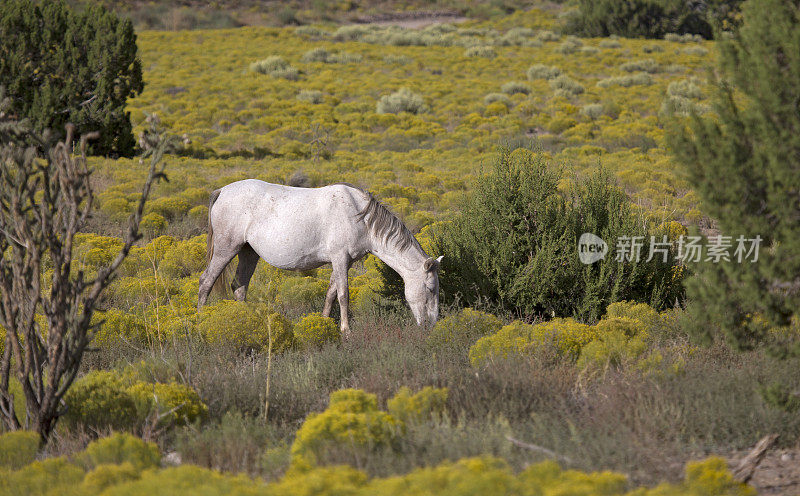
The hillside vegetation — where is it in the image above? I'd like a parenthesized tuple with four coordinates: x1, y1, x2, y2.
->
(2, 2, 799, 495)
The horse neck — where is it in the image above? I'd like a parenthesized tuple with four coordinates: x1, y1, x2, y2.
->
(368, 236, 426, 280)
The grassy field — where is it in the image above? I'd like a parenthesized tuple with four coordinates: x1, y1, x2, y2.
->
(2, 3, 798, 496)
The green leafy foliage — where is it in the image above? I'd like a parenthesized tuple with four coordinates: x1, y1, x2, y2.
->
(430, 147, 684, 322)
(564, 0, 735, 39)
(667, 0, 800, 351)
(0, 0, 143, 156)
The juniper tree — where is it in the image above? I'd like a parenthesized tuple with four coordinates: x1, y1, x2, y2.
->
(0, 0, 143, 157)
(668, 0, 800, 350)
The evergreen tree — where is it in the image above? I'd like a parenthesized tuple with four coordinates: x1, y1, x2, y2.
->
(0, 0, 143, 157)
(377, 147, 684, 322)
(668, 0, 800, 349)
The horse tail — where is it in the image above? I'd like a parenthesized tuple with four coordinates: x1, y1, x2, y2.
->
(206, 189, 230, 296)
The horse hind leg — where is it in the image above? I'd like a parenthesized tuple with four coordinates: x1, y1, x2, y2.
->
(232, 244, 259, 302)
(198, 240, 241, 310)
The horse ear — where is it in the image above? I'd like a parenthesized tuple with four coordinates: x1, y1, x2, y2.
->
(423, 256, 441, 272)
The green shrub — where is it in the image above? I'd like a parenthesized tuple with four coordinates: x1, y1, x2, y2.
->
(430, 148, 684, 322)
(332, 25, 368, 41)
(620, 59, 661, 73)
(581, 103, 604, 120)
(301, 47, 329, 62)
(376, 88, 427, 115)
(683, 45, 709, 56)
(527, 64, 562, 81)
(548, 75, 585, 97)
(464, 46, 496, 58)
(63, 371, 139, 431)
(599, 39, 622, 48)
(0, 1, 143, 156)
(0, 431, 39, 469)
(564, 0, 723, 39)
(597, 73, 653, 88)
(483, 93, 512, 107)
(250, 55, 299, 79)
(500, 81, 530, 95)
(81, 433, 160, 472)
(555, 37, 582, 54)
(297, 89, 323, 104)
(537, 30, 560, 42)
(427, 308, 503, 349)
(667, 79, 703, 99)
(293, 312, 340, 349)
(387, 386, 448, 424)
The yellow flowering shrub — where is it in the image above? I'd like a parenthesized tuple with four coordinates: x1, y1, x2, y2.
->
(290, 389, 403, 469)
(605, 301, 662, 330)
(469, 318, 597, 367)
(277, 276, 328, 309)
(63, 371, 140, 431)
(577, 318, 649, 371)
(139, 212, 167, 234)
(93, 309, 148, 347)
(197, 301, 293, 352)
(158, 235, 207, 279)
(369, 456, 520, 495)
(64, 371, 207, 432)
(80, 434, 160, 472)
(293, 312, 340, 349)
(0, 431, 39, 470)
(127, 381, 208, 426)
(81, 463, 140, 493)
(470, 302, 668, 371)
(427, 308, 503, 348)
(0, 457, 84, 496)
(386, 386, 448, 424)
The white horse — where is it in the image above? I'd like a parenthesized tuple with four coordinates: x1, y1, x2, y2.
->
(197, 179, 442, 335)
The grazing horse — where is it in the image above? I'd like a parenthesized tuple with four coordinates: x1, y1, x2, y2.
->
(197, 180, 442, 336)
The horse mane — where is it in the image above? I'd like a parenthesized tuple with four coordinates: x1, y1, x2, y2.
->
(336, 183, 420, 252)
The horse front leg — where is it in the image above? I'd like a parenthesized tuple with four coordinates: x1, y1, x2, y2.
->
(331, 258, 351, 339)
(232, 244, 259, 301)
(322, 273, 337, 317)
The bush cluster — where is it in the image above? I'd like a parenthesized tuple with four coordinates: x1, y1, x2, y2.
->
(430, 148, 685, 322)
(0, 429, 756, 496)
(63, 370, 207, 432)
